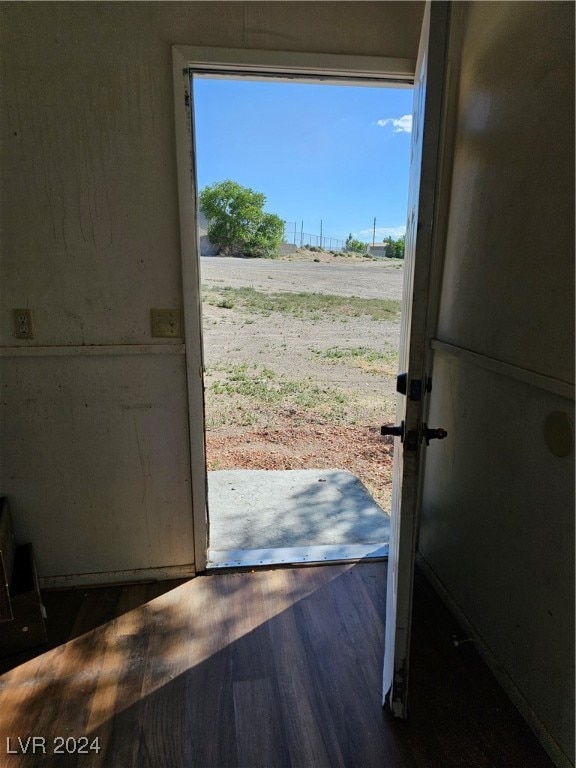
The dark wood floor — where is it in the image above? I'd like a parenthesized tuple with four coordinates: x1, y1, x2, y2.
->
(0, 563, 554, 768)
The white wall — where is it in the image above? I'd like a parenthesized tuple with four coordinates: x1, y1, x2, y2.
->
(0, 353, 194, 579)
(0, 2, 423, 582)
(419, 3, 574, 765)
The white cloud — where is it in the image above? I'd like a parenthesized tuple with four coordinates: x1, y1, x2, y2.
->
(376, 115, 413, 133)
(357, 226, 406, 240)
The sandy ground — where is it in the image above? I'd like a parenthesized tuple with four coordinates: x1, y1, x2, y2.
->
(200, 254, 404, 299)
(201, 254, 403, 392)
(200, 252, 404, 511)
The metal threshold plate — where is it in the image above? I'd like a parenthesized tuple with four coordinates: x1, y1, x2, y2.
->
(207, 542, 388, 570)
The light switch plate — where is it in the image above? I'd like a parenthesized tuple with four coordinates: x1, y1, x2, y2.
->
(13, 309, 33, 339)
(151, 309, 182, 338)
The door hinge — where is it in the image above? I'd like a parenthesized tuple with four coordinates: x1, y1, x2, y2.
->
(404, 428, 419, 451)
(406, 376, 433, 401)
(396, 374, 432, 400)
(396, 372, 407, 396)
(409, 379, 422, 401)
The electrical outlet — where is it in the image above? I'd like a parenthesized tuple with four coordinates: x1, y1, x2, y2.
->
(151, 309, 182, 338)
(13, 309, 33, 339)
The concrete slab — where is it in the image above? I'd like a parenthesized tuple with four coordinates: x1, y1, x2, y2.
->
(207, 469, 390, 552)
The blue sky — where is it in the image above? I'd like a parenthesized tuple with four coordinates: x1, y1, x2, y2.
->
(193, 77, 413, 246)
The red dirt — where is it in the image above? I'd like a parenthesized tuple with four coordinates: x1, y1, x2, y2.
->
(206, 416, 395, 512)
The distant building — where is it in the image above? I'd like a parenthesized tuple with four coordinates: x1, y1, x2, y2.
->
(198, 207, 220, 256)
(368, 244, 392, 258)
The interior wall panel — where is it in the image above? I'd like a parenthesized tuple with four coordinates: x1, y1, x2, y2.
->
(0, 354, 194, 578)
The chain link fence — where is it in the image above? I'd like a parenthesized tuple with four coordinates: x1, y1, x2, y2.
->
(282, 221, 345, 252)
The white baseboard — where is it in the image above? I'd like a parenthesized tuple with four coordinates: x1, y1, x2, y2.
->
(416, 551, 573, 768)
(39, 563, 196, 589)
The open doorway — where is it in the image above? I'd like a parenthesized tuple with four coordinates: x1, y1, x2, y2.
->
(172, 47, 418, 572)
(192, 75, 412, 568)
(174, 3, 446, 715)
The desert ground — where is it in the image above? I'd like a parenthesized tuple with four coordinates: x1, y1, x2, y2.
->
(200, 250, 404, 511)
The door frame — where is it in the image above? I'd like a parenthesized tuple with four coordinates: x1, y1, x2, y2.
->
(172, 45, 417, 572)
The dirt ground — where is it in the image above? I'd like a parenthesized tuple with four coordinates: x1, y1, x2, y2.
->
(200, 253, 404, 299)
(200, 250, 404, 511)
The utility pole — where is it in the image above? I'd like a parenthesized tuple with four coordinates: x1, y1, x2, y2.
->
(372, 217, 376, 247)
(320, 220, 323, 249)
(293, 221, 297, 245)
(300, 221, 304, 247)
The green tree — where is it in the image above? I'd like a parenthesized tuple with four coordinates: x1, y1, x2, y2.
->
(393, 234, 405, 259)
(199, 180, 284, 258)
(345, 233, 368, 254)
(383, 234, 405, 259)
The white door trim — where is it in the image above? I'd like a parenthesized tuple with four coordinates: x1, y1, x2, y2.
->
(174, 45, 414, 84)
(172, 45, 416, 572)
(173, 47, 208, 572)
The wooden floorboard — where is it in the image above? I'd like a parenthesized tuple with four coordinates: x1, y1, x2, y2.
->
(0, 565, 555, 768)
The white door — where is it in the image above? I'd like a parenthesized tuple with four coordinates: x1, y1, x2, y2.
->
(382, 0, 449, 717)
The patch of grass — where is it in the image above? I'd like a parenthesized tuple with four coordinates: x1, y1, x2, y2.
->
(202, 285, 401, 321)
(215, 298, 235, 309)
(314, 346, 399, 375)
(319, 346, 389, 362)
(205, 405, 258, 429)
(208, 363, 348, 422)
